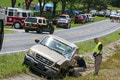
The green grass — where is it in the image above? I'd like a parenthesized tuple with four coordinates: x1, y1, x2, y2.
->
(76, 29, 120, 54)
(64, 45, 120, 80)
(4, 29, 16, 34)
(0, 53, 29, 78)
(108, 6, 120, 10)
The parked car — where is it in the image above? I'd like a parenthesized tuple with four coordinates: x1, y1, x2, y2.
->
(23, 35, 86, 78)
(57, 14, 71, 29)
(111, 10, 117, 15)
(117, 10, 120, 13)
(24, 17, 54, 34)
(97, 11, 105, 17)
(85, 14, 94, 22)
(74, 15, 85, 24)
(105, 10, 111, 17)
(74, 14, 89, 24)
(81, 14, 89, 22)
(90, 10, 97, 16)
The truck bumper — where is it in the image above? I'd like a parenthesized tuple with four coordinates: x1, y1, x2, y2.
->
(24, 54, 60, 78)
(57, 23, 68, 27)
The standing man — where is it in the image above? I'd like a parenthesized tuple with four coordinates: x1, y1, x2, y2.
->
(93, 38, 103, 75)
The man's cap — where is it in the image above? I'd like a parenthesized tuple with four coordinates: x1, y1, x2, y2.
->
(94, 38, 99, 41)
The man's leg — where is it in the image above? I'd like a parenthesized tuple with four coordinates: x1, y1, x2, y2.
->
(73, 67, 85, 77)
(94, 55, 102, 75)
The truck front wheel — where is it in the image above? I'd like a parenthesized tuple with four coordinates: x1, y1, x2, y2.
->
(25, 29, 29, 33)
(13, 22, 21, 29)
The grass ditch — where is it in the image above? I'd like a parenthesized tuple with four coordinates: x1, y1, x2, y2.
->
(0, 29, 119, 79)
(64, 45, 120, 80)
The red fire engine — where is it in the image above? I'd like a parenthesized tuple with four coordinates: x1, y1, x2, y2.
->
(6, 7, 33, 29)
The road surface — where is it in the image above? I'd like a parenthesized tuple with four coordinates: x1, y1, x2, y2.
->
(1, 19, 120, 54)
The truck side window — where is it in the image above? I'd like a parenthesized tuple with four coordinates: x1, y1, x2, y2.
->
(43, 20, 46, 24)
(22, 12, 27, 17)
(39, 19, 42, 23)
(8, 9, 13, 16)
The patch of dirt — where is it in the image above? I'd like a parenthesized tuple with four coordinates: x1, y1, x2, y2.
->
(81, 40, 120, 76)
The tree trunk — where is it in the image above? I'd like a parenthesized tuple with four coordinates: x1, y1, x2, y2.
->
(53, 1, 57, 17)
(61, 0, 66, 14)
(11, 0, 16, 8)
(38, 0, 42, 15)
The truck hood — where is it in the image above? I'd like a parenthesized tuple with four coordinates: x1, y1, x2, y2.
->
(30, 44, 67, 65)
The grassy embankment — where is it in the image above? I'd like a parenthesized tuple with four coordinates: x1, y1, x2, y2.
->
(0, 29, 119, 78)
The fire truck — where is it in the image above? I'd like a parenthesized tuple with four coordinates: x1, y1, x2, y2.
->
(5, 7, 34, 29)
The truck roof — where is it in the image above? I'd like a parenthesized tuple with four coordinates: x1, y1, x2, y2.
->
(7, 7, 32, 13)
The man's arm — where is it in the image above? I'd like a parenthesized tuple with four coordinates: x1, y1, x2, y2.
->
(98, 44, 103, 54)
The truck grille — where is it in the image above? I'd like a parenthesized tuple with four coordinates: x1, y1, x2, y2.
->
(36, 54, 54, 66)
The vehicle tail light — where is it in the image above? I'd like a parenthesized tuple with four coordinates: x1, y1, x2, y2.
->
(37, 23, 39, 27)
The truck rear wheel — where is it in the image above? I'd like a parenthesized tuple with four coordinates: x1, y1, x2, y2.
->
(25, 29, 29, 33)
(67, 23, 71, 29)
(49, 27, 54, 34)
(13, 22, 21, 29)
(36, 29, 42, 34)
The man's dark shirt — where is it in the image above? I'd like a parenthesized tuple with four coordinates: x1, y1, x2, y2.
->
(77, 57, 87, 68)
(98, 44, 103, 51)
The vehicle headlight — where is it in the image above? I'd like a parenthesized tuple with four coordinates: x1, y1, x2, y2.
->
(28, 49, 36, 57)
(66, 20, 68, 23)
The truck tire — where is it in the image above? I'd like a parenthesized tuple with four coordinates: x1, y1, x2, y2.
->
(13, 22, 21, 29)
(25, 29, 29, 33)
(67, 23, 71, 29)
(36, 29, 42, 34)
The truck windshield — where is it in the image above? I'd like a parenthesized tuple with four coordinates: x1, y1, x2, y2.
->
(25, 18, 37, 23)
(40, 36, 74, 57)
(59, 16, 66, 19)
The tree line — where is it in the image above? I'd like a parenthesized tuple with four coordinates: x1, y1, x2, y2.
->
(11, 0, 120, 16)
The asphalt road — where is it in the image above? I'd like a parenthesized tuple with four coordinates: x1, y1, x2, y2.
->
(1, 19, 120, 54)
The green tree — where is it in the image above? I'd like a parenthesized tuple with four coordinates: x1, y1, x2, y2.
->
(51, 0, 60, 17)
(38, 0, 49, 15)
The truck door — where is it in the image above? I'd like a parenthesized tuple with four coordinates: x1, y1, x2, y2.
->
(0, 19, 4, 51)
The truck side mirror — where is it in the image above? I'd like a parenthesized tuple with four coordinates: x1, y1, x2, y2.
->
(35, 39, 40, 43)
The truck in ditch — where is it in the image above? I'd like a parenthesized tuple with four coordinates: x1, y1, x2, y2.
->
(23, 35, 86, 78)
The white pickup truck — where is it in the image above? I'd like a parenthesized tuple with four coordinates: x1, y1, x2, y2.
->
(57, 14, 71, 29)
